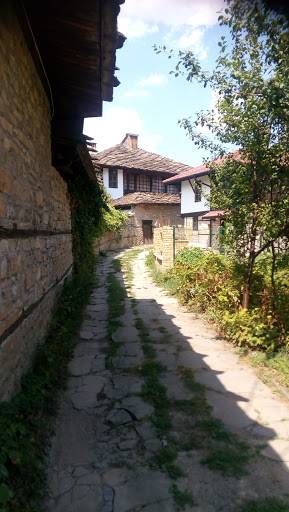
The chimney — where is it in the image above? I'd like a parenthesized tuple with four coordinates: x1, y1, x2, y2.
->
(122, 133, 138, 150)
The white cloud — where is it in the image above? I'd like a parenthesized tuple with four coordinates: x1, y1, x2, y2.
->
(140, 133, 163, 152)
(83, 107, 162, 153)
(118, 0, 225, 61)
(119, 0, 225, 30)
(138, 74, 167, 87)
(178, 28, 208, 59)
(119, 17, 158, 38)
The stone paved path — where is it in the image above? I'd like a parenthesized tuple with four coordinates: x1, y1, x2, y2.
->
(46, 249, 289, 511)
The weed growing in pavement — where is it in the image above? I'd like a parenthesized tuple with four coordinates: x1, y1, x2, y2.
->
(157, 326, 168, 334)
(107, 268, 126, 336)
(150, 448, 184, 480)
(139, 360, 165, 377)
(106, 341, 123, 359)
(145, 250, 179, 294)
(142, 343, 156, 358)
(240, 496, 289, 512)
(135, 317, 151, 343)
(112, 259, 121, 272)
(119, 247, 144, 285)
(202, 443, 251, 477)
(157, 334, 172, 344)
(178, 366, 207, 393)
(105, 262, 127, 370)
(197, 418, 232, 441)
(170, 484, 196, 510)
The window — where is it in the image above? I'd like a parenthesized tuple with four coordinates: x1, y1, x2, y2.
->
(193, 216, 198, 230)
(109, 169, 118, 188)
(195, 182, 202, 202)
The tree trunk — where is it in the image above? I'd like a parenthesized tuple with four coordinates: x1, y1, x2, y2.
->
(271, 240, 276, 311)
(242, 249, 255, 309)
(242, 222, 257, 309)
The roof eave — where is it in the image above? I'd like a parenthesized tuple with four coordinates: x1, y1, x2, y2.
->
(163, 168, 212, 184)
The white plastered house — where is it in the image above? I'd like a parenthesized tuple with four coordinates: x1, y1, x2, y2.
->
(163, 158, 226, 249)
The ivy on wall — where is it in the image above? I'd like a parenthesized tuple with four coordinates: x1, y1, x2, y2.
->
(68, 176, 127, 276)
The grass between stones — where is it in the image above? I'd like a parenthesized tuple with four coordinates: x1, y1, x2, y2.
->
(107, 269, 126, 337)
(170, 484, 196, 510)
(118, 250, 191, 505)
(240, 497, 289, 512)
(143, 253, 260, 478)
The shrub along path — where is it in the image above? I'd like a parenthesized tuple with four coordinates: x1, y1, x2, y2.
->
(46, 249, 289, 512)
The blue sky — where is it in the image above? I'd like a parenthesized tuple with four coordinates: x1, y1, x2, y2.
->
(84, 0, 229, 167)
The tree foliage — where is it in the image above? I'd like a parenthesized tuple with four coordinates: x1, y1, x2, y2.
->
(155, 0, 289, 308)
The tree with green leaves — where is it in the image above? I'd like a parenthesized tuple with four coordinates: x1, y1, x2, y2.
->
(156, 0, 289, 309)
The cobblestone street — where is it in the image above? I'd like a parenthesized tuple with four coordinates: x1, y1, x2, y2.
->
(46, 249, 289, 512)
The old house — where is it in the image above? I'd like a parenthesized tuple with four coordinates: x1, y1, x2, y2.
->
(163, 158, 226, 249)
(0, 0, 124, 400)
(91, 133, 198, 244)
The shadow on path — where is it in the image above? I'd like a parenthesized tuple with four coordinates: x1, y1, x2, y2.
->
(46, 249, 289, 512)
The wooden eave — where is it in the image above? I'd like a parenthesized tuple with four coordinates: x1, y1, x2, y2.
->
(19, 0, 124, 119)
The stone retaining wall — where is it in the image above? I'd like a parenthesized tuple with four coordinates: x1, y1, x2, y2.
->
(0, 3, 73, 400)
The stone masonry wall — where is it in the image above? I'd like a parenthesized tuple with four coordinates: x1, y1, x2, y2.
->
(94, 214, 138, 253)
(132, 203, 183, 245)
(0, 3, 73, 401)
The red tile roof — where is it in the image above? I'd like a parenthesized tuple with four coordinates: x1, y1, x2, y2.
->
(111, 192, 181, 207)
(91, 144, 197, 176)
(163, 150, 240, 184)
(202, 210, 225, 219)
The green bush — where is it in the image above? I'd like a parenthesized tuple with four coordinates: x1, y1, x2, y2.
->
(168, 248, 289, 351)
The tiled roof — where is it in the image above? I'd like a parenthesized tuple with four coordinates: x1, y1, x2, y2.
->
(202, 210, 225, 219)
(111, 192, 181, 207)
(163, 150, 240, 184)
(91, 144, 196, 176)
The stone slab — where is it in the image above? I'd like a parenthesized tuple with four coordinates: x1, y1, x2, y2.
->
(195, 368, 269, 396)
(113, 472, 171, 512)
(68, 376, 106, 409)
(112, 325, 139, 344)
(111, 355, 142, 369)
(117, 343, 143, 358)
(252, 420, 289, 439)
(68, 356, 94, 377)
(106, 409, 132, 427)
(120, 396, 154, 420)
(73, 342, 107, 357)
(206, 390, 260, 432)
(262, 439, 289, 466)
(48, 408, 104, 466)
(91, 355, 106, 372)
(160, 373, 193, 400)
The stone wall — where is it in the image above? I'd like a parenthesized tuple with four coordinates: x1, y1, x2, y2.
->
(0, 3, 73, 401)
(131, 203, 183, 245)
(94, 214, 138, 253)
